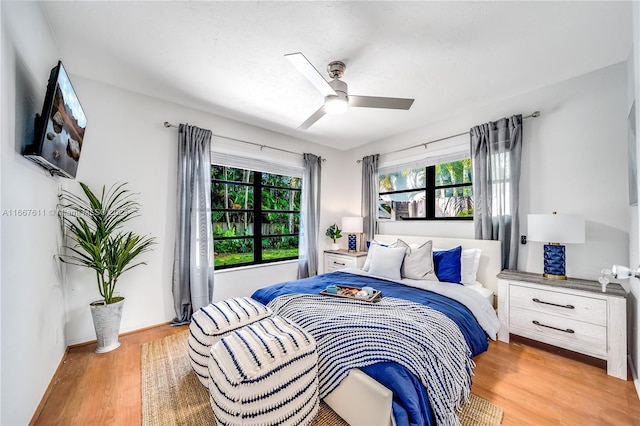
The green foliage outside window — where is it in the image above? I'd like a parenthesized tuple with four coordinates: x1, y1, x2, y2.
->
(378, 158, 473, 220)
(211, 165, 301, 268)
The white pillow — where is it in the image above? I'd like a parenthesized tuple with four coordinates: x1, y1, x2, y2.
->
(362, 243, 379, 272)
(368, 246, 406, 280)
(396, 239, 439, 281)
(362, 240, 396, 272)
(465, 282, 494, 305)
(460, 248, 481, 285)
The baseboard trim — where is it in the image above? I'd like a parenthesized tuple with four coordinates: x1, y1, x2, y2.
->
(29, 346, 70, 425)
(67, 321, 173, 349)
(629, 355, 640, 400)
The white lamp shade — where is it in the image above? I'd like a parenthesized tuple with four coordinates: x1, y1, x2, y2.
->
(527, 213, 585, 244)
(341, 216, 363, 233)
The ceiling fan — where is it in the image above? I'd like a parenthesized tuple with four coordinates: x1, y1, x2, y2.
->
(285, 52, 415, 130)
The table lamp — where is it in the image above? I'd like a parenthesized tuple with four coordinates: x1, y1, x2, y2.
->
(341, 216, 363, 252)
(527, 212, 585, 280)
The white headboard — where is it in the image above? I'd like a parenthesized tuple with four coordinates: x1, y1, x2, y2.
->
(373, 234, 503, 295)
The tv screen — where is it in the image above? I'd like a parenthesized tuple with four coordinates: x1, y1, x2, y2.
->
(24, 61, 87, 179)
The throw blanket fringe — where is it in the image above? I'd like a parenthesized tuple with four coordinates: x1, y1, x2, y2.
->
(268, 294, 474, 426)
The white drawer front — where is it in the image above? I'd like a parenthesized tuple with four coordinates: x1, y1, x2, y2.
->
(325, 254, 357, 272)
(510, 307, 607, 358)
(510, 284, 606, 326)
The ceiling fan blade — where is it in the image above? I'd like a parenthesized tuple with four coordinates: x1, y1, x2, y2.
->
(349, 95, 415, 110)
(298, 105, 326, 130)
(285, 52, 336, 97)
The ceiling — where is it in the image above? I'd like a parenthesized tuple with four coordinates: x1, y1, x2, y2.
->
(40, 1, 632, 151)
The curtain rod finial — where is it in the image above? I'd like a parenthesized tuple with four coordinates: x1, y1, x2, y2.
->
(532, 111, 540, 117)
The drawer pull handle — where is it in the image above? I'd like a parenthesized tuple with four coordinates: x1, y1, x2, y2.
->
(333, 261, 346, 266)
(532, 298, 574, 309)
(532, 320, 575, 334)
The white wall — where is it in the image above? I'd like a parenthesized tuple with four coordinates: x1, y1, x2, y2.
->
(0, 3, 3, 422)
(1, 2, 68, 424)
(346, 61, 630, 283)
(518, 63, 629, 281)
(630, 0, 640, 396)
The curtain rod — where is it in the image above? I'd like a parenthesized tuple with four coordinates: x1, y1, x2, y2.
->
(163, 121, 324, 160)
(356, 111, 540, 163)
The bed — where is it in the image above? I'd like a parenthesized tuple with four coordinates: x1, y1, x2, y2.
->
(251, 235, 502, 426)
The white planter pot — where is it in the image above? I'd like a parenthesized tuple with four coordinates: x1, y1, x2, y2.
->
(331, 243, 340, 250)
(90, 298, 125, 353)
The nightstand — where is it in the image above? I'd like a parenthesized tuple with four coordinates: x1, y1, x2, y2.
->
(324, 250, 368, 273)
(497, 270, 627, 380)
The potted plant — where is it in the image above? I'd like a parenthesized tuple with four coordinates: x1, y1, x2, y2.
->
(325, 223, 342, 250)
(58, 182, 155, 353)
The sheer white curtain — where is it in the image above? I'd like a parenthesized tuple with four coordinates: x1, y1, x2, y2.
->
(298, 153, 322, 278)
(471, 115, 523, 269)
(171, 124, 215, 325)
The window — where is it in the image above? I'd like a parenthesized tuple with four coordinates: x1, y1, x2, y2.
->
(378, 159, 473, 220)
(211, 165, 301, 269)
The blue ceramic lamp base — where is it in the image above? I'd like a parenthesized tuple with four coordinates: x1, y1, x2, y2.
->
(543, 243, 567, 280)
(348, 234, 357, 252)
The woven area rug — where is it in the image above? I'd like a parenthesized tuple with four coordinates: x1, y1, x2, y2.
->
(141, 329, 503, 425)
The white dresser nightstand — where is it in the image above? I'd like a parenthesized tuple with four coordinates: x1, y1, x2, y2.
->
(324, 250, 367, 273)
(497, 270, 627, 380)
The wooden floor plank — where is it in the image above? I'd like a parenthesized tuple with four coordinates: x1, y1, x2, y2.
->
(30, 324, 186, 426)
(472, 338, 640, 425)
(31, 324, 640, 425)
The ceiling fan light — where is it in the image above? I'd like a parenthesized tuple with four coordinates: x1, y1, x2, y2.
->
(324, 95, 349, 115)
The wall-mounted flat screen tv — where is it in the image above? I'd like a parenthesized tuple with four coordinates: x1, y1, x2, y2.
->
(24, 61, 87, 179)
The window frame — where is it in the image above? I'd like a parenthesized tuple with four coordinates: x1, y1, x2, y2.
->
(212, 167, 301, 270)
(378, 160, 474, 221)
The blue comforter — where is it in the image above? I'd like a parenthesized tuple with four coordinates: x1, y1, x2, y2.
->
(251, 271, 489, 426)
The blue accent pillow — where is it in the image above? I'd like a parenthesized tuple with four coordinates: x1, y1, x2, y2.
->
(433, 246, 462, 284)
(366, 240, 390, 249)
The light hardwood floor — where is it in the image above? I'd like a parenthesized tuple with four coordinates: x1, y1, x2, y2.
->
(31, 324, 640, 425)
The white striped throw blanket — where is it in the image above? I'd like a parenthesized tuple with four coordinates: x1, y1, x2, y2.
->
(267, 294, 474, 426)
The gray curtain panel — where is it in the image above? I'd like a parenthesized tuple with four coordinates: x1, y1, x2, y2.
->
(298, 153, 322, 278)
(171, 124, 215, 325)
(361, 154, 379, 245)
(471, 115, 522, 270)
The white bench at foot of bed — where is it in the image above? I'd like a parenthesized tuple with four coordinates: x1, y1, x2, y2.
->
(324, 369, 393, 426)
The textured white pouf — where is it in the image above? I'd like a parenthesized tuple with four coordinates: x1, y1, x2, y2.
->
(189, 297, 272, 388)
(208, 316, 319, 426)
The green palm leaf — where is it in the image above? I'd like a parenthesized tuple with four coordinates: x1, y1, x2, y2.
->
(58, 182, 156, 304)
